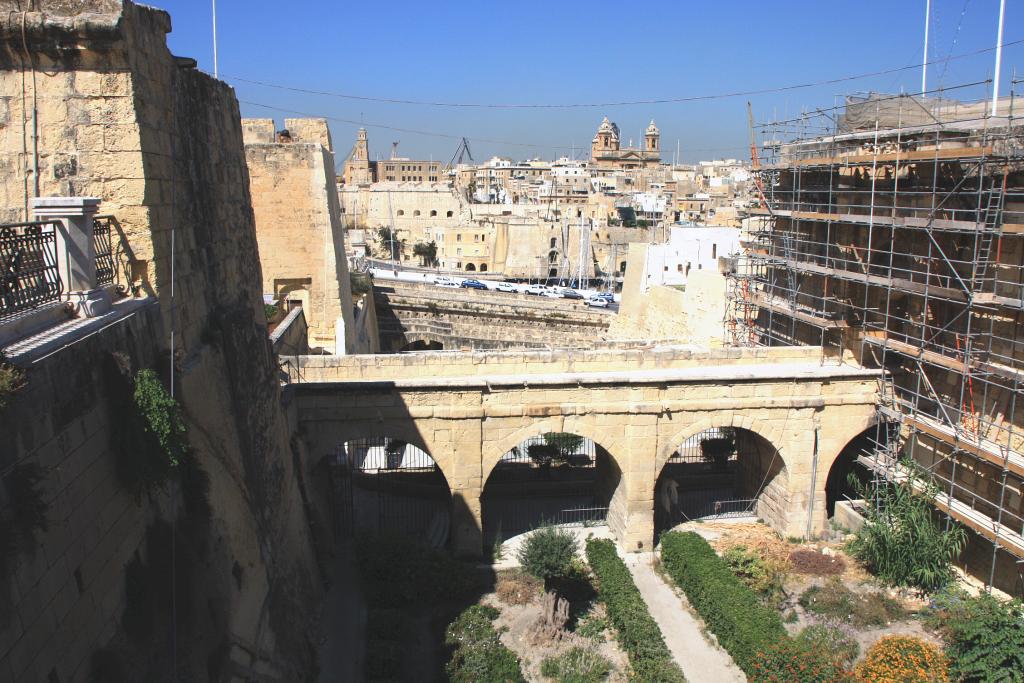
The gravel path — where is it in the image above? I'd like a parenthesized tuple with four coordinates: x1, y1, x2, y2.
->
(623, 552, 746, 683)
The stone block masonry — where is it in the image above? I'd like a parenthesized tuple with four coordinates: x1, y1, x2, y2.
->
(288, 345, 881, 556)
(244, 118, 354, 354)
(1, 2, 322, 681)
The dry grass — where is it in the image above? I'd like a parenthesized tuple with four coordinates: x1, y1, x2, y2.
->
(789, 549, 846, 576)
(495, 569, 542, 606)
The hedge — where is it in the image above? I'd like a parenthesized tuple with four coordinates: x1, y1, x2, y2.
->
(660, 531, 787, 676)
(585, 539, 686, 682)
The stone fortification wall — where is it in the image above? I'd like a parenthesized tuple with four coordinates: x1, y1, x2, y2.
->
(244, 118, 354, 353)
(372, 281, 612, 351)
(610, 242, 729, 345)
(0, 2, 320, 680)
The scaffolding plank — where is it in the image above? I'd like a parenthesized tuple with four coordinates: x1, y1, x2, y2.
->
(904, 413, 1024, 480)
(767, 146, 995, 169)
(766, 255, 970, 302)
(857, 454, 1024, 558)
(749, 208, 1005, 234)
(748, 292, 849, 329)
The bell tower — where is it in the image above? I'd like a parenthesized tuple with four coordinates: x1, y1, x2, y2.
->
(644, 120, 660, 154)
(344, 128, 373, 184)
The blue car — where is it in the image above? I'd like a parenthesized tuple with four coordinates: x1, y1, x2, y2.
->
(460, 279, 488, 290)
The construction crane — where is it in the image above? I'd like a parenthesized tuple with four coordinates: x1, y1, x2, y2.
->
(390, 141, 400, 160)
(445, 137, 473, 170)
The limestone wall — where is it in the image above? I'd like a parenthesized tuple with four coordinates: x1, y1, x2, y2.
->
(244, 118, 354, 353)
(0, 2, 321, 680)
(286, 344, 828, 382)
(289, 349, 880, 555)
(373, 281, 612, 351)
(610, 242, 729, 345)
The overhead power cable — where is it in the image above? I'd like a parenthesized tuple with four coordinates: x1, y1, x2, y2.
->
(223, 37, 1023, 109)
(237, 99, 747, 154)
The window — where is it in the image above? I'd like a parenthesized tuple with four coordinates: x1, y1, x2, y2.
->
(457, 234, 462, 242)
(480, 264, 488, 272)
(397, 209, 404, 216)
(413, 210, 421, 217)
(664, 266, 668, 272)
(550, 237, 557, 248)
(457, 248, 462, 255)
(430, 210, 437, 217)
(446, 210, 453, 218)
(676, 264, 683, 272)
(474, 234, 479, 242)
(712, 244, 717, 259)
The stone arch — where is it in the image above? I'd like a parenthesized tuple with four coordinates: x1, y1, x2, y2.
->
(653, 413, 791, 539)
(480, 418, 627, 543)
(823, 417, 882, 518)
(465, 263, 476, 272)
(318, 420, 454, 482)
(655, 412, 788, 477)
(479, 264, 488, 272)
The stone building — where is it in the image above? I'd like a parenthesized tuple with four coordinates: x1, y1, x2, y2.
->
(590, 117, 661, 169)
(340, 127, 442, 184)
(0, 2, 323, 680)
(242, 118, 355, 353)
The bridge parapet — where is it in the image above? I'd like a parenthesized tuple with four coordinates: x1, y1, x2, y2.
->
(282, 344, 829, 383)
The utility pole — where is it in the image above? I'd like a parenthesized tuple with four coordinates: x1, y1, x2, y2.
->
(921, 0, 930, 96)
(212, 0, 219, 79)
(992, 0, 1007, 116)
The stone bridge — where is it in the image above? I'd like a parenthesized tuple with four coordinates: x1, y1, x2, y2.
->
(284, 345, 881, 555)
(372, 280, 611, 351)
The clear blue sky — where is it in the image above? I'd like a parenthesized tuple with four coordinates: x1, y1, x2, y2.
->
(155, 0, 1021, 164)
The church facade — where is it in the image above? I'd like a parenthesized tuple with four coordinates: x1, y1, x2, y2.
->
(590, 117, 661, 169)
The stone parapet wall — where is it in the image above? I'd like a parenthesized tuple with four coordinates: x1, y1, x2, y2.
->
(285, 344, 827, 382)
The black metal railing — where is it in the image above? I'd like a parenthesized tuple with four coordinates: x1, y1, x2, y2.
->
(0, 220, 62, 321)
(93, 215, 114, 287)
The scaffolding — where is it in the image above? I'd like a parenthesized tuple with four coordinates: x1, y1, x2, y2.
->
(727, 80, 1024, 593)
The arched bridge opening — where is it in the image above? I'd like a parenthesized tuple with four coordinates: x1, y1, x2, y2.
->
(398, 339, 444, 352)
(334, 436, 451, 548)
(480, 432, 621, 548)
(654, 427, 786, 542)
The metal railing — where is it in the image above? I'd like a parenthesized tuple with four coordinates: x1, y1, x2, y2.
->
(0, 220, 62, 321)
(93, 216, 115, 287)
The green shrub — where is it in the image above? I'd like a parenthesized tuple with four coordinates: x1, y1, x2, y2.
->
(263, 303, 278, 322)
(540, 646, 612, 683)
(847, 466, 966, 592)
(934, 593, 1024, 682)
(575, 611, 609, 640)
(795, 625, 859, 668)
(0, 353, 25, 409)
(722, 545, 787, 607)
(445, 604, 524, 683)
(517, 526, 579, 581)
(798, 578, 904, 628)
(585, 538, 684, 682)
(354, 533, 474, 609)
(750, 638, 851, 683)
(854, 635, 948, 682)
(660, 531, 786, 676)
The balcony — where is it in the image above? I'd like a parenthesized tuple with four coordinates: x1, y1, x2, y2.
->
(1, 198, 136, 355)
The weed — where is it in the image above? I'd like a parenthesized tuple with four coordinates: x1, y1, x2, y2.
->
(788, 549, 845, 576)
(540, 647, 613, 683)
(798, 578, 904, 628)
(495, 570, 542, 606)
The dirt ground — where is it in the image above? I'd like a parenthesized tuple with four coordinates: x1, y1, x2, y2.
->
(672, 520, 944, 661)
(483, 583, 630, 682)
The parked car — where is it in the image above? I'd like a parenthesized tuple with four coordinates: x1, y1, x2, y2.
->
(585, 297, 610, 308)
(524, 284, 546, 295)
(593, 292, 614, 301)
(434, 277, 459, 288)
(560, 288, 584, 300)
(541, 288, 563, 298)
(460, 279, 488, 290)
(495, 282, 517, 293)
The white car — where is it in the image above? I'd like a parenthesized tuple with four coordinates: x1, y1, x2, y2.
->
(585, 297, 610, 308)
(495, 282, 516, 293)
(434, 277, 459, 288)
(524, 284, 546, 296)
(541, 288, 563, 298)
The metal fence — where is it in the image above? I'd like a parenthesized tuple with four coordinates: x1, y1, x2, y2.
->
(666, 426, 738, 465)
(93, 216, 115, 287)
(0, 220, 62, 321)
